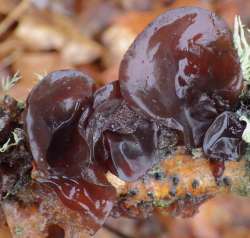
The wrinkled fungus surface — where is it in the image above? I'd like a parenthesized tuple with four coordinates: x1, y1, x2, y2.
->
(82, 81, 159, 181)
(23, 6, 246, 235)
(119, 7, 243, 147)
(25, 70, 116, 233)
(25, 70, 94, 173)
(203, 112, 246, 161)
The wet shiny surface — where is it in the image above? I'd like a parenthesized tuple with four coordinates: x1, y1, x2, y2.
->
(209, 160, 225, 180)
(203, 111, 246, 161)
(43, 174, 115, 234)
(119, 7, 243, 147)
(25, 70, 95, 173)
(23, 7, 247, 234)
(24, 70, 116, 233)
(82, 81, 159, 181)
(47, 224, 65, 238)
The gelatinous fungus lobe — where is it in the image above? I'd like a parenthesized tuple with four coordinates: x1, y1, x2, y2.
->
(24, 70, 116, 234)
(119, 7, 243, 147)
(25, 70, 94, 174)
(22, 7, 246, 233)
(203, 111, 246, 161)
(81, 81, 159, 182)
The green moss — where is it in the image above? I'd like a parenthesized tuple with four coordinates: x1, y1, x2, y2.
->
(14, 226, 24, 236)
(17, 101, 25, 110)
(231, 161, 250, 197)
(153, 199, 175, 208)
(3, 174, 31, 200)
(191, 148, 203, 158)
(232, 179, 250, 197)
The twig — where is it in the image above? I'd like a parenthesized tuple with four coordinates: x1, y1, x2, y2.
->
(0, 0, 31, 37)
(0, 50, 22, 72)
(109, 150, 250, 217)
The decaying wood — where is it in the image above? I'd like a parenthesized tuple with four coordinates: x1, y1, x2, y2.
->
(110, 149, 250, 217)
(1, 181, 103, 238)
(0, 95, 249, 236)
(1, 145, 249, 237)
(0, 207, 11, 238)
(1, 1, 250, 237)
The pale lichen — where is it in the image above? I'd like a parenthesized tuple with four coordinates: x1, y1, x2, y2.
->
(234, 17, 250, 146)
(240, 116, 250, 143)
(0, 128, 23, 153)
(34, 71, 47, 81)
(1, 71, 21, 92)
(234, 16, 250, 83)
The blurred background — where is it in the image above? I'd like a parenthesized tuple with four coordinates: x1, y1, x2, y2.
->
(0, 0, 250, 237)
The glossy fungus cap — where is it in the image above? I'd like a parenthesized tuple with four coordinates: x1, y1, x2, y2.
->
(119, 7, 243, 147)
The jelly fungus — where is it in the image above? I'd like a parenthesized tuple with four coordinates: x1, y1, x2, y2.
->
(119, 7, 243, 147)
(24, 70, 116, 233)
(25, 70, 94, 173)
(81, 81, 159, 181)
(23, 6, 246, 234)
(203, 112, 246, 161)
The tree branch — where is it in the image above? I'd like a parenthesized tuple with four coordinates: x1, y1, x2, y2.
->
(108, 149, 250, 217)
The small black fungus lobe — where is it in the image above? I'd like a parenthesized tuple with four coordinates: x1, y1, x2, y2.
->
(203, 112, 246, 161)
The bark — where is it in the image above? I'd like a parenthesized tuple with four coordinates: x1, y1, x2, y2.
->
(108, 149, 250, 218)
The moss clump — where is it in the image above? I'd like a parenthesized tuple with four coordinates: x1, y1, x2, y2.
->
(153, 199, 175, 208)
(231, 161, 250, 196)
(14, 226, 24, 236)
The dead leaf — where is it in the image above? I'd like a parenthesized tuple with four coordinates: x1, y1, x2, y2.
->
(61, 39, 102, 65)
(15, 11, 103, 64)
(0, 0, 20, 15)
(6, 52, 71, 100)
(102, 10, 163, 66)
(215, 0, 250, 27)
(101, 64, 119, 85)
(15, 15, 65, 51)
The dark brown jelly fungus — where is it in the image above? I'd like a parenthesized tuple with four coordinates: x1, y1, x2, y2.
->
(24, 70, 116, 233)
(81, 81, 158, 182)
(79, 81, 122, 161)
(25, 70, 94, 175)
(209, 160, 225, 181)
(119, 7, 243, 147)
(47, 224, 65, 238)
(203, 111, 246, 161)
(43, 166, 116, 235)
